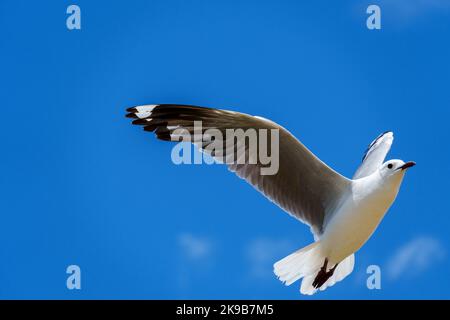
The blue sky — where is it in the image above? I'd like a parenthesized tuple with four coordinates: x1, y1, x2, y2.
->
(0, 0, 449, 299)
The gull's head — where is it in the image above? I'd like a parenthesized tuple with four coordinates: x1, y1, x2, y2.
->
(380, 159, 416, 181)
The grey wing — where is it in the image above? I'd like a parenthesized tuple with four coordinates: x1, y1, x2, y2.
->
(126, 104, 351, 236)
(353, 131, 394, 179)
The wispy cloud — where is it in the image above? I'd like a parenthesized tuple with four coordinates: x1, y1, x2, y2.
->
(178, 233, 212, 261)
(386, 236, 446, 280)
(175, 233, 214, 296)
(352, 0, 450, 28)
(246, 238, 295, 278)
(378, 0, 450, 21)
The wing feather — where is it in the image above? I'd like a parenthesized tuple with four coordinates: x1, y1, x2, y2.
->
(126, 104, 351, 235)
(353, 131, 393, 179)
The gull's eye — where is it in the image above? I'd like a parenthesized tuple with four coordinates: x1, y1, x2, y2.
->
(387, 164, 393, 169)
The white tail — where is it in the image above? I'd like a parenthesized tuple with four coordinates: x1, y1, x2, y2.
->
(273, 241, 355, 295)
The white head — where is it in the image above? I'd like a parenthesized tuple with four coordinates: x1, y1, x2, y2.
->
(379, 159, 416, 187)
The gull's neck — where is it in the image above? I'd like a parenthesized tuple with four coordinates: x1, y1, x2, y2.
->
(352, 169, 404, 202)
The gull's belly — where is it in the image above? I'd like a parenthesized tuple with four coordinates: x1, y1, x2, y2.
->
(320, 191, 395, 264)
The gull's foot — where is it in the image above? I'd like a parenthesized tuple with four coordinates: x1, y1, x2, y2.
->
(312, 259, 338, 289)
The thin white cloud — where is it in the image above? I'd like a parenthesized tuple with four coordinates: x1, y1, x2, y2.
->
(386, 236, 446, 280)
(178, 233, 212, 260)
(175, 233, 214, 296)
(246, 238, 295, 278)
(352, 0, 450, 28)
(379, 0, 450, 20)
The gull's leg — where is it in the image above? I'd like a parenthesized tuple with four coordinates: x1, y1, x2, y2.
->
(312, 259, 328, 289)
(312, 259, 339, 289)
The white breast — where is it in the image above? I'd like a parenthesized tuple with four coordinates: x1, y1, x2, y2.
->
(320, 173, 402, 264)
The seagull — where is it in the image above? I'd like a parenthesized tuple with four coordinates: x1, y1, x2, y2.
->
(126, 104, 415, 295)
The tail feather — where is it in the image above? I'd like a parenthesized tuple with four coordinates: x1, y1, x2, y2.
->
(300, 274, 317, 295)
(274, 242, 323, 286)
(274, 242, 355, 295)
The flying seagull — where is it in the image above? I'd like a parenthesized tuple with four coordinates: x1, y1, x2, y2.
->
(126, 104, 415, 295)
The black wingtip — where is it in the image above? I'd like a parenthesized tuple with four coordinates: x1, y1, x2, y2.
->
(126, 107, 137, 113)
(132, 119, 149, 125)
(126, 112, 138, 119)
(156, 131, 172, 141)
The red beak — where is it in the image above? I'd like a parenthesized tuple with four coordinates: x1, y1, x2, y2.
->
(399, 161, 416, 171)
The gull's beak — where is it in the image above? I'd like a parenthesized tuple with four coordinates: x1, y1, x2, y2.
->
(399, 161, 416, 171)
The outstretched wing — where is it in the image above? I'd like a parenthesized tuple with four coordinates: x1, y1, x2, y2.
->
(353, 131, 394, 179)
(126, 104, 351, 235)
